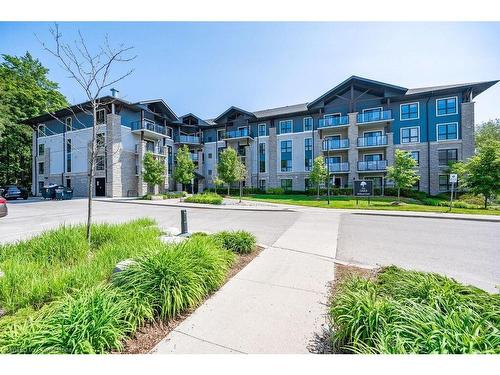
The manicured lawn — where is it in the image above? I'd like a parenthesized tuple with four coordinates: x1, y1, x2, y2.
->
(329, 266, 500, 354)
(234, 194, 500, 216)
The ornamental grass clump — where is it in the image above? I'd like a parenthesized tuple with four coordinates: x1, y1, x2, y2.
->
(329, 266, 500, 354)
(212, 230, 257, 254)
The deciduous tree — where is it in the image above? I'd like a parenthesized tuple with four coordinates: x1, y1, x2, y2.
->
(217, 147, 239, 195)
(387, 149, 419, 201)
(309, 156, 328, 198)
(173, 145, 195, 191)
(142, 152, 166, 194)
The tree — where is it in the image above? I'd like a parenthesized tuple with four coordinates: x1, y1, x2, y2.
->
(0, 53, 68, 187)
(387, 149, 420, 201)
(309, 156, 328, 198)
(142, 152, 165, 194)
(217, 147, 239, 195)
(212, 176, 224, 194)
(40, 24, 135, 242)
(235, 158, 247, 203)
(475, 119, 500, 149)
(173, 145, 195, 191)
(460, 141, 500, 208)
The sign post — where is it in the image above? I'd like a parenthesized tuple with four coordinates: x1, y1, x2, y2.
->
(354, 180, 374, 207)
(449, 174, 458, 211)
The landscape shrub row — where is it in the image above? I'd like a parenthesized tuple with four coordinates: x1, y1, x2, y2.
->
(329, 266, 500, 354)
(184, 192, 223, 205)
(141, 191, 186, 200)
(212, 230, 257, 254)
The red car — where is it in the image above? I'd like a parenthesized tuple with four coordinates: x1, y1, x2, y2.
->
(0, 197, 7, 218)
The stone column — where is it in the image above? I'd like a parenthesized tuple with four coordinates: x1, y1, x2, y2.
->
(268, 126, 278, 188)
(461, 102, 475, 160)
(106, 113, 122, 197)
(137, 140, 148, 196)
(347, 112, 359, 185)
(386, 133, 395, 166)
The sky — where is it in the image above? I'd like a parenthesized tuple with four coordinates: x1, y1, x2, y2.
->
(1, 22, 499, 123)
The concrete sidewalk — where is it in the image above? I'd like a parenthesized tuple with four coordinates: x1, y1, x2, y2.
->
(152, 209, 340, 354)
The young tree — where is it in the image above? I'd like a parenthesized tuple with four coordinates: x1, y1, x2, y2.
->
(217, 147, 239, 195)
(235, 158, 247, 203)
(460, 141, 500, 208)
(142, 152, 166, 195)
(212, 176, 224, 194)
(475, 119, 500, 149)
(39, 24, 135, 242)
(309, 156, 328, 198)
(173, 145, 195, 192)
(387, 149, 420, 201)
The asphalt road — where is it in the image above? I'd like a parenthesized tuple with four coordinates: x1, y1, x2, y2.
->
(1, 198, 499, 292)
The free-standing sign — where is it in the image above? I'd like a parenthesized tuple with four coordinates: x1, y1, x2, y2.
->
(354, 180, 373, 197)
(449, 174, 458, 183)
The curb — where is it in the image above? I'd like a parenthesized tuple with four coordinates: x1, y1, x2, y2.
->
(350, 211, 500, 223)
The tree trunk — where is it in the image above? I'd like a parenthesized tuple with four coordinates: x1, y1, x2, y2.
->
(239, 181, 242, 203)
(227, 184, 230, 196)
(86, 105, 98, 243)
(484, 195, 488, 209)
(397, 187, 400, 202)
(317, 183, 320, 199)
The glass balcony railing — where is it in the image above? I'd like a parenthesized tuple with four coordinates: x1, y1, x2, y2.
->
(357, 110, 393, 124)
(318, 115, 349, 128)
(131, 120, 166, 135)
(190, 153, 199, 161)
(326, 162, 350, 172)
(177, 135, 201, 144)
(357, 160, 388, 171)
(357, 135, 388, 147)
(322, 138, 349, 151)
(225, 128, 251, 139)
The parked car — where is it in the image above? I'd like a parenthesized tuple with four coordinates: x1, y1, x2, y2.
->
(0, 185, 29, 200)
(0, 197, 7, 217)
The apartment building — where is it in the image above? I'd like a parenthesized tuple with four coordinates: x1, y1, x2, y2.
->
(25, 76, 498, 197)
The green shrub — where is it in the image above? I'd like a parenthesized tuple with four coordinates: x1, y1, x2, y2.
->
(212, 230, 257, 254)
(329, 266, 500, 354)
(162, 191, 186, 199)
(267, 187, 285, 195)
(0, 285, 131, 354)
(141, 194, 152, 200)
(185, 192, 223, 205)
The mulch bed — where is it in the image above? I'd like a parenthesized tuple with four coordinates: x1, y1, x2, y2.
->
(119, 245, 264, 354)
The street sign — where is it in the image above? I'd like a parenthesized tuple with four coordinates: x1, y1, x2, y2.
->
(449, 174, 458, 183)
(354, 180, 373, 197)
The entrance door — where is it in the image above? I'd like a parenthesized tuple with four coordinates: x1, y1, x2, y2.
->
(95, 177, 106, 197)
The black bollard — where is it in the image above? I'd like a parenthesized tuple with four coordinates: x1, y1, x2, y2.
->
(181, 209, 188, 235)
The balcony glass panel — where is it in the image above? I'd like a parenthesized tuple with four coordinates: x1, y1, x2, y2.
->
(326, 162, 349, 172)
(323, 138, 349, 150)
(357, 160, 388, 171)
(178, 135, 200, 144)
(357, 110, 393, 123)
(225, 128, 250, 139)
(357, 135, 388, 147)
(131, 120, 166, 135)
(318, 115, 349, 128)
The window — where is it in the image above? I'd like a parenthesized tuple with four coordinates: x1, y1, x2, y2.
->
(280, 140, 292, 172)
(66, 139, 72, 173)
(38, 143, 45, 156)
(96, 133, 105, 148)
(65, 117, 72, 132)
(208, 153, 213, 159)
(96, 155, 105, 171)
(217, 129, 225, 141)
(66, 178, 71, 189)
(258, 123, 267, 137)
(259, 143, 266, 173)
(410, 151, 420, 166)
(167, 146, 172, 175)
(436, 97, 458, 116)
(438, 149, 458, 166)
(38, 181, 44, 193)
(38, 124, 46, 137)
(259, 179, 266, 190)
(304, 138, 312, 171)
(437, 123, 458, 141)
(364, 154, 382, 162)
(362, 107, 383, 121)
(304, 178, 311, 191)
(412, 180, 420, 191)
(400, 103, 419, 120)
(401, 127, 420, 143)
(96, 109, 106, 124)
(38, 162, 45, 175)
(303, 117, 313, 131)
(281, 179, 292, 192)
(439, 175, 452, 192)
(208, 169, 212, 176)
(279, 120, 293, 134)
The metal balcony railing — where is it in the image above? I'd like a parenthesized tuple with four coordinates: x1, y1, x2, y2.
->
(318, 115, 349, 128)
(177, 135, 201, 144)
(323, 138, 349, 151)
(326, 162, 350, 172)
(131, 120, 166, 135)
(225, 128, 251, 139)
(357, 160, 388, 171)
(357, 110, 393, 124)
(357, 135, 388, 147)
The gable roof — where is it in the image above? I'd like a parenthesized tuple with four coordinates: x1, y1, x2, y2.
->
(136, 99, 178, 121)
(253, 103, 309, 119)
(179, 113, 211, 126)
(404, 80, 499, 98)
(213, 106, 256, 123)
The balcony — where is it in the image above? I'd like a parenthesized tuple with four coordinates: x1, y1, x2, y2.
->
(326, 162, 350, 173)
(176, 135, 201, 145)
(357, 160, 388, 171)
(357, 135, 388, 148)
(190, 153, 199, 162)
(224, 128, 253, 140)
(323, 138, 349, 151)
(131, 120, 167, 139)
(357, 110, 393, 125)
(136, 144, 166, 156)
(318, 115, 349, 129)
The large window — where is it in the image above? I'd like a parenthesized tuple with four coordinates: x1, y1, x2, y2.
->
(281, 179, 292, 192)
(259, 179, 266, 191)
(167, 146, 173, 175)
(259, 143, 266, 173)
(410, 151, 420, 166)
(280, 140, 292, 172)
(96, 133, 105, 148)
(304, 178, 311, 190)
(400, 102, 419, 120)
(38, 162, 45, 175)
(96, 109, 106, 124)
(217, 129, 225, 141)
(401, 127, 420, 143)
(96, 155, 105, 171)
(304, 138, 312, 171)
(436, 97, 458, 116)
(303, 117, 313, 131)
(438, 149, 458, 166)
(65, 117, 72, 132)
(38, 143, 45, 156)
(279, 120, 293, 134)
(439, 174, 454, 192)
(66, 139, 72, 173)
(437, 122, 458, 141)
(258, 123, 267, 137)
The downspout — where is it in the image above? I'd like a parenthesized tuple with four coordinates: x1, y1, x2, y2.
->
(425, 96, 431, 196)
